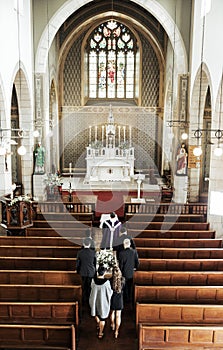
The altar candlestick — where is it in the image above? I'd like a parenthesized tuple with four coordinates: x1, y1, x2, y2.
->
(118, 126, 121, 146)
(102, 125, 104, 145)
(69, 162, 72, 173)
(95, 126, 97, 141)
(89, 126, 91, 144)
(129, 126, 132, 146)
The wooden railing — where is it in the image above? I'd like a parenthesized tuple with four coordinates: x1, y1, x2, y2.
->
(34, 195, 97, 221)
(124, 202, 207, 219)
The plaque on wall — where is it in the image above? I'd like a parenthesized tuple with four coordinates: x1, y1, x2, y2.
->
(188, 145, 201, 168)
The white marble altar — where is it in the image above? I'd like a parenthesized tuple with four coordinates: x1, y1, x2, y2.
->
(85, 106, 135, 183)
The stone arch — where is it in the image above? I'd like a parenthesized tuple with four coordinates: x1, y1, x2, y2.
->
(0, 74, 7, 127)
(190, 62, 212, 140)
(13, 62, 33, 194)
(35, 0, 187, 74)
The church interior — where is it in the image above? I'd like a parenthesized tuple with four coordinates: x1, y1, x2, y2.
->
(1, 0, 223, 349)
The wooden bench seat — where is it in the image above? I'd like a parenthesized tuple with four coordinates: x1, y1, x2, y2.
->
(134, 237, 222, 248)
(138, 258, 223, 271)
(134, 285, 223, 304)
(127, 221, 210, 230)
(137, 247, 223, 259)
(129, 229, 216, 239)
(134, 270, 223, 286)
(0, 284, 82, 303)
(0, 245, 80, 258)
(0, 301, 79, 326)
(0, 270, 81, 285)
(138, 323, 223, 349)
(32, 220, 92, 228)
(136, 303, 223, 330)
(37, 212, 94, 222)
(125, 213, 205, 222)
(0, 257, 76, 270)
(0, 324, 75, 349)
(26, 227, 88, 237)
(0, 236, 83, 246)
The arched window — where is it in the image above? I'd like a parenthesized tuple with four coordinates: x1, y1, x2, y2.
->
(86, 20, 138, 100)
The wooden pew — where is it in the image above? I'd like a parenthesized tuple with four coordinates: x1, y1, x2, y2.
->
(0, 324, 75, 349)
(0, 270, 81, 285)
(134, 270, 223, 286)
(126, 221, 210, 230)
(136, 303, 223, 330)
(138, 258, 223, 271)
(129, 229, 216, 239)
(32, 220, 92, 228)
(134, 237, 222, 248)
(134, 285, 223, 304)
(0, 284, 82, 303)
(125, 213, 205, 222)
(26, 227, 89, 237)
(37, 212, 94, 222)
(138, 323, 223, 349)
(0, 301, 79, 326)
(0, 235, 83, 246)
(137, 247, 223, 259)
(0, 245, 80, 258)
(0, 257, 76, 270)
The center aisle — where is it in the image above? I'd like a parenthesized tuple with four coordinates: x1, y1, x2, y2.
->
(77, 303, 137, 350)
(77, 227, 137, 349)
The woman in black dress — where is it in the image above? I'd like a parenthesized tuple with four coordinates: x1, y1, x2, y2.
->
(110, 264, 125, 338)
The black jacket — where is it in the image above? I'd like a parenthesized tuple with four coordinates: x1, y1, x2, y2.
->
(118, 247, 139, 279)
(76, 248, 96, 277)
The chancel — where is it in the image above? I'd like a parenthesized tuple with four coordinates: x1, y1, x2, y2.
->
(85, 106, 134, 183)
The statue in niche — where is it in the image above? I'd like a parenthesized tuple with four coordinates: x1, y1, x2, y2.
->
(176, 143, 188, 176)
(34, 142, 45, 174)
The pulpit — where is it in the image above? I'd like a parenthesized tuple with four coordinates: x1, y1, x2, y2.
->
(1, 197, 33, 234)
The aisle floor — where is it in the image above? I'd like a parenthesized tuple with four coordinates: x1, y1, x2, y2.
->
(77, 303, 138, 350)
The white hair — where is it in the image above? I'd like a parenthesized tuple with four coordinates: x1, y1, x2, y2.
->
(123, 238, 131, 249)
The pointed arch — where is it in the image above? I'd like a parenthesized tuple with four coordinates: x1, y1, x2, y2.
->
(35, 0, 187, 74)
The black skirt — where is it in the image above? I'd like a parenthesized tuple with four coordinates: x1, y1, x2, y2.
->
(110, 291, 124, 310)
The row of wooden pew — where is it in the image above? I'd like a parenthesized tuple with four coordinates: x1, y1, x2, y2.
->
(0, 215, 86, 349)
(1, 204, 220, 349)
(128, 214, 223, 349)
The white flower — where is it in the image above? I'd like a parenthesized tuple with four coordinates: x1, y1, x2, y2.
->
(96, 249, 116, 269)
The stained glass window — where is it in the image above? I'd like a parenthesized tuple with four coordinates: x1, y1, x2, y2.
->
(86, 20, 138, 100)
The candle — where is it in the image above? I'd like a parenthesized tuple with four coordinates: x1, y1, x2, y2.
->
(69, 162, 72, 173)
(89, 126, 91, 144)
(118, 126, 121, 146)
(95, 126, 97, 141)
(123, 126, 126, 143)
(102, 125, 104, 145)
(129, 125, 132, 146)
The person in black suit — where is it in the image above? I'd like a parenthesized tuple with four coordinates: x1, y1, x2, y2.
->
(115, 226, 136, 256)
(84, 227, 96, 250)
(118, 238, 139, 303)
(76, 237, 96, 302)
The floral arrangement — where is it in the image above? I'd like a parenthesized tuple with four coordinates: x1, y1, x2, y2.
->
(8, 195, 32, 206)
(96, 249, 116, 270)
(43, 173, 63, 187)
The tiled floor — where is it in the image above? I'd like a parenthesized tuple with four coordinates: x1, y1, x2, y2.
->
(77, 303, 138, 350)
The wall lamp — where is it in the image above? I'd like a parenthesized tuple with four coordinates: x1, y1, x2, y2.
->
(0, 128, 28, 156)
